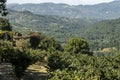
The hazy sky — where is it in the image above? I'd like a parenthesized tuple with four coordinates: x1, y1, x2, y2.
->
(7, 0, 114, 5)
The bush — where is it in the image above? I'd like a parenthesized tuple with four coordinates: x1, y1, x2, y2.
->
(0, 18, 12, 31)
(9, 49, 40, 80)
(0, 40, 13, 62)
(39, 37, 63, 51)
(48, 53, 120, 80)
(30, 35, 40, 48)
(0, 31, 13, 40)
(47, 51, 70, 71)
(64, 38, 92, 55)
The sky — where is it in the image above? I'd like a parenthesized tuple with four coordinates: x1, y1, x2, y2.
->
(7, 0, 115, 5)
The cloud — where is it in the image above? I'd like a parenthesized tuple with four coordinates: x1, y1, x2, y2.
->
(7, 0, 114, 5)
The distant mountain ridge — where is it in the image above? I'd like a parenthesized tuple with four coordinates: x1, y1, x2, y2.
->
(7, 0, 120, 19)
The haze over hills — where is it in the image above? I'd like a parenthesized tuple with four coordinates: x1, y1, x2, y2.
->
(7, 0, 120, 19)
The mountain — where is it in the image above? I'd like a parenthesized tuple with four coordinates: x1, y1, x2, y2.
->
(7, 10, 92, 43)
(7, 1, 120, 19)
(7, 10, 120, 50)
(82, 18, 120, 50)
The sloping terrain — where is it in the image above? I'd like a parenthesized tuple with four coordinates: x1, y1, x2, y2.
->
(7, 10, 92, 43)
(7, 1, 120, 19)
(82, 18, 120, 50)
(7, 10, 120, 50)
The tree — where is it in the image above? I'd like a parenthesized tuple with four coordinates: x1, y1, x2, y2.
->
(30, 35, 40, 48)
(47, 51, 70, 71)
(9, 49, 40, 80)
(0, 18, 12, 31)
(29, 32, 40, 49)
(64, 38, 92, 55)
(39, 37, 63, 51)
(0, 0, 8, 16)
(0, 40, 13, 62)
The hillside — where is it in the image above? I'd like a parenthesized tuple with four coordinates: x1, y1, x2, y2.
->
(7, 10, 92, 43)
(7, 1, 120, 19)
(82, 18, 120, 50)
(7, 10, 120, 50)
(2, 0, 120, 80)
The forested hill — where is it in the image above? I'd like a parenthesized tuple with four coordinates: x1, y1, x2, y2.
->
(7, 0, 120, 19)
(7, 10, 92, 42)
(7, 10, 120, 50)
(82, 18, 120, 50)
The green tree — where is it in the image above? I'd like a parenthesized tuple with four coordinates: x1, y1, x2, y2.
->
(47, 51, 70, 71)
(39, 36, 63, 51)
(0, 40, 13, 62)
(30, 35, 40, 49)
(9, 49, 40, 80)
(0, 0, 8, 16)
(64, 38, 92, 55)
(0, 18, 12, 31)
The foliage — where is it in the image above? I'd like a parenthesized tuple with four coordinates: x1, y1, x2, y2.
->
(0, 40, 40, 79)
(9, 48, 40, 79)
(64, 38, 92, 55)
(2, 1, 120, 79)
(15, 39, 30, 48)
(47, 51, 70, 71)
(0, 0, 8, 16)
(1, 32, 120, 80)
(83, 18, 120, 50)
(8, 10, 91, 43)
(0, 40, 13, 62)
(48, 53, 120, 80)
(8, 9, 120, 52)
(7, 2, 120, 52)
(30, 35, 40, 49)
(0, 18, 12, 31)
(38, 34, 63, 51)
(0, 31, 13, 40)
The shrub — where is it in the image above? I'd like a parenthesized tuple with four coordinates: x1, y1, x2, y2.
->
(0, 40, 13, 62)
(64, 38, 92, 55)
(0, 18, 12, 31)
(47, 51, 70, 71)
(9, 49, 40, 80)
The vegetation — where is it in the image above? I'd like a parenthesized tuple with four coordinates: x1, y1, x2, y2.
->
(7, 1, 120, 19)
(64, 38, 92, 55)
(48, 53, 120, 80)
(7, 10, 120, 52)
(7, 10, 92, 43)
(9, 49, 40, 80)
(1, 1, 120, 80)
(0, 0, 7, 16)
(83, 18, 120, 51)
(0, 18, 11, 31)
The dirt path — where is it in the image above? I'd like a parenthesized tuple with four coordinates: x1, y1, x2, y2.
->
(0, 63, 48, 80)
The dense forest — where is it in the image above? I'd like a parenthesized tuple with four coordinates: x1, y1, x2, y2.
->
(1, 0, 120, 80)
